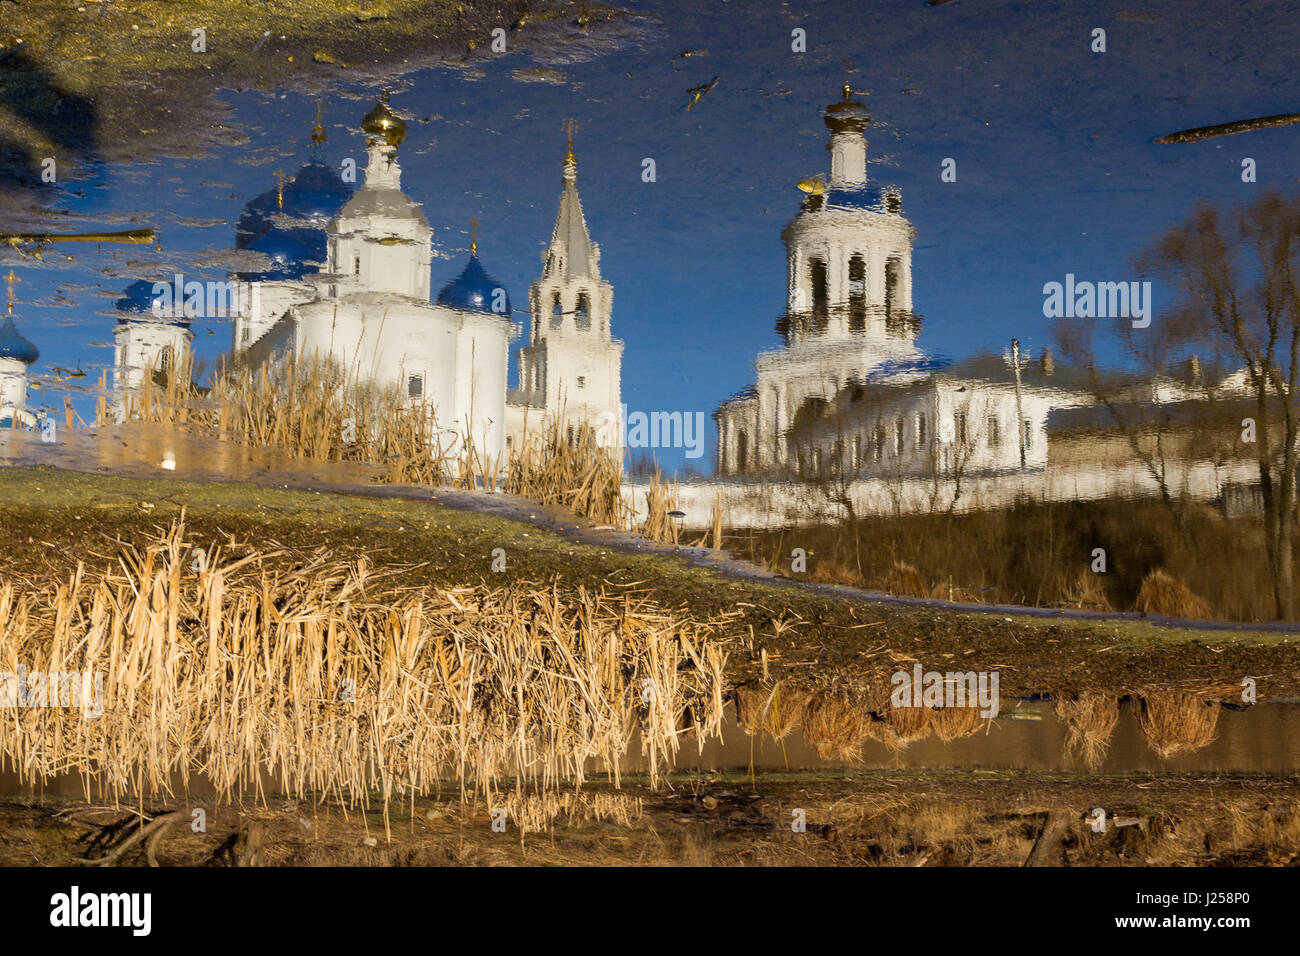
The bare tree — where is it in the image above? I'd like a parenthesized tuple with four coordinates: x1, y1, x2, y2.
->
(1066, 193, 1300, 618)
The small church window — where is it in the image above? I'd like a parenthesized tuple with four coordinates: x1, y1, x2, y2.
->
(873, 424, 884, 462)
(885, 258, 902, 331)
(955, 411, 968, 445)
(916, 413, 927, 446)
(408, 374, 424, 400)
(551, 293, 563, 329)
(848, 255, 866, 332)
(809, 258, 829, 332)
(353, 254, 361, 276)
(1023, 419, 1034, 450)
(576, 376, 586, 388)
(987, 416, 1001, 448)
(737, 431, 748, 471)
(895, 417, 905, 456)
(575, 292, 591, 331)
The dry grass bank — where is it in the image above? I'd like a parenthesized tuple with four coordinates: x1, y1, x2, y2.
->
(743, 495, 1287, 623)
(0, 516, 729, 831)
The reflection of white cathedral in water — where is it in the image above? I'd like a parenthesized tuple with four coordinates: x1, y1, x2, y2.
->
(110, 95, 622, 462)
(713, 85, 1097, 483)
(95, 86, 1248, 522)
(686, 86, 1254, 526)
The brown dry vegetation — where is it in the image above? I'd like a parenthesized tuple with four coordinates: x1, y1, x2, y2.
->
(2, 467, 1297, 704)
(101, 349, 686, 542)
(745, 495, 1287, 623)
(1137, 690, 1222, 759)
(0, 516, 729, 829)
(1056, 693, 1121, 770)
(99, 351, 484, 486)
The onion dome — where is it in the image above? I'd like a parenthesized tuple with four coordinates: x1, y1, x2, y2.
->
(362, 93, 406, 149)
(824, 84, 870, 134)
(279, 161, 351, 219)
(233, 108, 353, 280)
(437, 253, 511, 316)
(114, 279, 192, 326)
(115, 278, 164, 316)
(0, 315, 38, 365)
(241, 227, 322, 281)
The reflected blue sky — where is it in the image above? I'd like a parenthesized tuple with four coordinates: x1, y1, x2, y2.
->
(7, 0, 1299, 471)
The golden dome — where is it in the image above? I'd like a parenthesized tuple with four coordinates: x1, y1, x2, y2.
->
(362, 93, 406, 148)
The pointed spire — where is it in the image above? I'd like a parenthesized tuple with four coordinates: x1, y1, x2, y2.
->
(547, 133, 596, 280)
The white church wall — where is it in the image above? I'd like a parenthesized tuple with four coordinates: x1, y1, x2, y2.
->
(0, 357, 28, 421)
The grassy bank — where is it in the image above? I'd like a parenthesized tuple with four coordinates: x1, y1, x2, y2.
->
(2, 466, 1297, 705)
(741, 495, 1292, 624)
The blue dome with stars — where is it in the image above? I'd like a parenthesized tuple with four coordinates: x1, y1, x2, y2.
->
(0, 315, 38, 365)
(235, 158, 351, 280)
(114, 279, 191, 326)
(437, 253, 511, 316)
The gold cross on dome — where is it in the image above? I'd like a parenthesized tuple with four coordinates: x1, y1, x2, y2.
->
(273, 168, 287, 209)
(4, 269, 19, 315)
(470, 217, 479, 256)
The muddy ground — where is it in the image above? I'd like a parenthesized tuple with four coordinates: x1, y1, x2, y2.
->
(0, 0, 638, 219)
(3, 771, 1298, 866)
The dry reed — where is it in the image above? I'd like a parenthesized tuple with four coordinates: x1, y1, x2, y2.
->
(1055, 692, 1120, 770)
(505, 416, 624, 526)
(928, 706, 988, 743)
(1133, 569, 1214, 620)
(638, 467, 681, 546)
(101, 347, 488, 487)
(885, 561, 929, 598)
(1137, 690, 1221, 759)
(801, 691, 870, 760)
(0, 517, 730, 817)
(734, 682, 809, 740)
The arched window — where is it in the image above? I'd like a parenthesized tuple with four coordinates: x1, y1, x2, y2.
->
(809, 258, 829, 332)
(885, 258, 902, 332)
(551, 293, 563, 329)
(848, 255, 866, 332)
(575, 292, 591, 331)
(737, 430, 748, 472)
